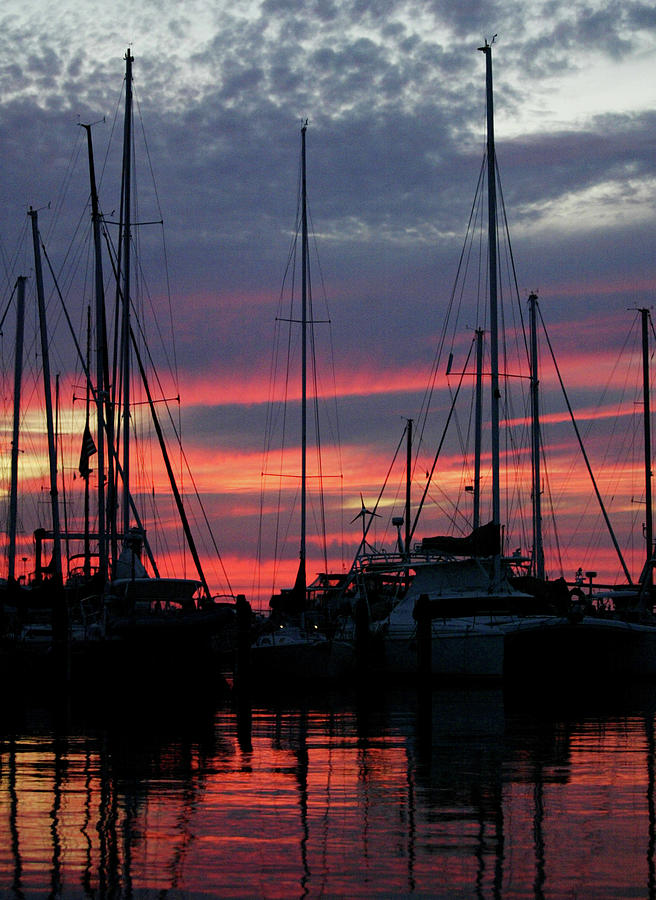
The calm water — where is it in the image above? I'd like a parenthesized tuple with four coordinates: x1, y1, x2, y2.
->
(1, 679, 655, 898)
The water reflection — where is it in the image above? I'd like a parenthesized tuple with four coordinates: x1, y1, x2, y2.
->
(0, 682, 656, 897)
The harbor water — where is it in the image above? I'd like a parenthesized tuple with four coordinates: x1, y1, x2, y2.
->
(0, 679, 655, 898)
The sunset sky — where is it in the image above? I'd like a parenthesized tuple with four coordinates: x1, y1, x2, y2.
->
(0, 1, 655, 607)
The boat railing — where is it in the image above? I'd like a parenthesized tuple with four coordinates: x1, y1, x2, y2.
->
(349, 546, 454, 575)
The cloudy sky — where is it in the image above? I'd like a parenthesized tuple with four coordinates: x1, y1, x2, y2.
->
(1, 0, 655, 605)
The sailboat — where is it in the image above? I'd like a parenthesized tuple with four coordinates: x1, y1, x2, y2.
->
(504, 306, 656, 684)
(249, 123, 355, 683)
(348, 41, 656, 685)
(0, 50, 238, 683)
(342, 41, 565, 680)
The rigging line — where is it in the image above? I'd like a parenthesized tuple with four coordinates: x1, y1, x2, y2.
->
(307, 263, 330, 574)
(593, 320, 636, 492)
(346, 425, 407, 573)
(143, 414, 232, 592)
(559, 314, 633, 525)
(95, 82, 123, 197)
(44, 129, 86, 246)
(307, 200, 343, 467)
(0, 280, 19, 334)
(128, 241, 180, 402)
(414, 156, 487, 466)
(538, 304, 633, 584)
(496, 159, 529, 366)
(131, 87, 182, 437)
(261, 207, 302, 596)
(409, 337, 475, 544)
(306, 194, 342, 575)
(130, 324, 211, 598)
(648, 309, 656, 345)
(309, 204, 345, 564)
(1, 217, 31, 299)
(423, 477, 473, 533)
(540, 427, 565, 578)
(271, 138, 309, 584)
(449, 165, 486, 351)
(0, 226, 12, 289)
(112, 273, 221, 586)
(102, 224, 179, 429)
(38, 238, 89, 385)
(41, 196, 91, 324)
(55, 375, 72, 579)
(496, 167, 534, 551)
(98, 233, 174, 567)
(272, 241, 299, 588)
(444, 345, 475, 487)
(442, 176, 487, 482)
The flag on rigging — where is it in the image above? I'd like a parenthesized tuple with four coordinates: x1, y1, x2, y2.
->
(78, 422, 97, 477)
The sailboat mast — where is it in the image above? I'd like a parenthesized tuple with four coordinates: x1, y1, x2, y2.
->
(29, 207, 62, 582)
(473, 328, 484, 531)
(81, 121, 109, 580)
(121, 48, 133, 541)
(83, 307, 92, 578)
(479, 38, 501, 580)
(8, 276, 26, 582)
(300, 121, 308, 585)
(405, 418, 412, 555)
(529, 292, 545, 579)
(641, 307, 653, 576)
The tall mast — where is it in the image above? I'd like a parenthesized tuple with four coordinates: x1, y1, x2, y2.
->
(479, 38, 501, 583)
(81, 121, 110, 580)
(120, 48, 133, 541)
(641, 307, 653, 579)
(299, 121, 308, 594)
(473, 328, 484, 531)
(8, 276, 26, 582)
(82, 307, 92, 577)
(405, 418, 412, 555)
(29, 208, 62, 582)
(529, 292, 544, 579)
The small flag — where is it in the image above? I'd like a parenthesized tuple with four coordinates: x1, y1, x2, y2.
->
(78, 422, 97, 477)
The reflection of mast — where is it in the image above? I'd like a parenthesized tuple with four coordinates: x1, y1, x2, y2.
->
(295, 709, 311, 894)
(8, 741, 23, 896)
(492, 766, 505, 895)
(646, 711, 655, 897)
(49, 735, 66, 897)
(98, 737, 120, 895)
(532, 770, 546, 898)
(81, 745, 94, 896)
(404, 741, 417, 893)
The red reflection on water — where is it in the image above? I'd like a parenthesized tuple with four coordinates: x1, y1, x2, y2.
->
(0, 691, 654, 897)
